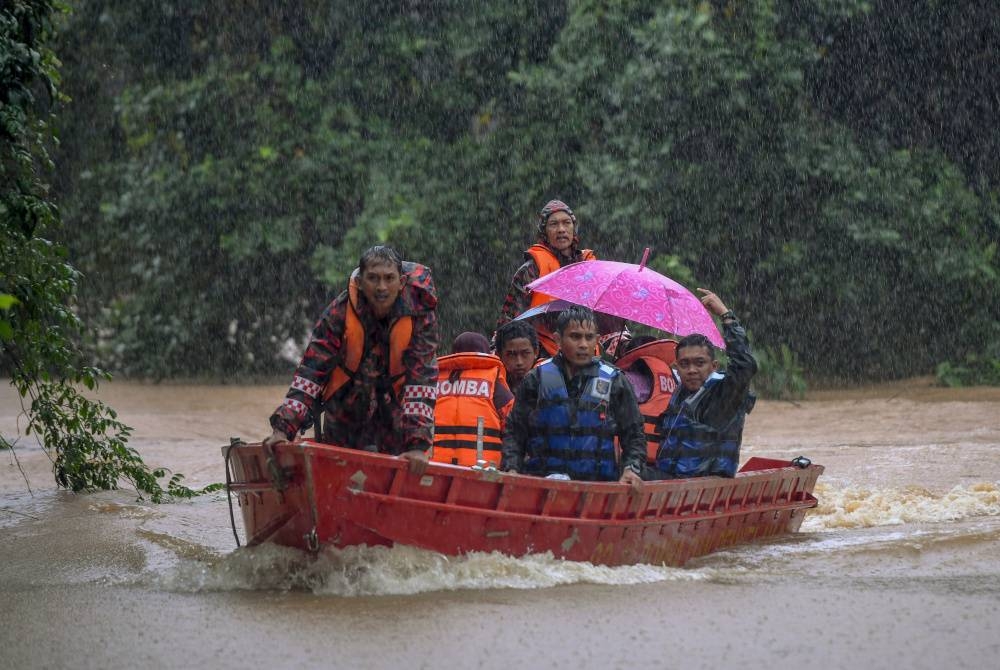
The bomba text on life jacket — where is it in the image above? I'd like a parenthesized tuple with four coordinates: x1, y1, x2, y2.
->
(436, 379, 493, 398)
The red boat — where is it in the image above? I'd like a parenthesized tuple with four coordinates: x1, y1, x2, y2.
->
(224, 439, 822, 567)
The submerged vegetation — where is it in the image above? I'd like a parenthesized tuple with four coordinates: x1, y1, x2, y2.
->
(753, 344, 807, 401)
(1, 1, 214, 500)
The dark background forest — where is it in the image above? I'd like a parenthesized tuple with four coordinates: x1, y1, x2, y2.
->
(24, 0, 1000, 385)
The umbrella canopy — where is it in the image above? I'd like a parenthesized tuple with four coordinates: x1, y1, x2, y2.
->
(513, 298, 627, 335)
(511, 299, 577, 322)
(526, 249, 725, 348)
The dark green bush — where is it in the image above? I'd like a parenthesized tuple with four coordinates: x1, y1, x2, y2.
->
(936, 356, 1000, 388)
(753, 344, 808, 401)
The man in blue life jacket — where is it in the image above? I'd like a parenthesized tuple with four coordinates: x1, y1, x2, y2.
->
(501, 306, 645, 491)
(645, 289, 757, 480)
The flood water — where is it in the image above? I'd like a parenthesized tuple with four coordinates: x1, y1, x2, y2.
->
(2, 380, 999, 669)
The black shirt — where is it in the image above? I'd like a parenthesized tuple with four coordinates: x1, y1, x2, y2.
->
(672, 317, 757, 429)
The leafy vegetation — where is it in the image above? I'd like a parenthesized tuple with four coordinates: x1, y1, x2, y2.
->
(936, 356, 1000, 388)
(45, 1, 997, 389)
(753, 343, 807, 401)
(0, 0, 990, 421)
(1, 0, 214, 499)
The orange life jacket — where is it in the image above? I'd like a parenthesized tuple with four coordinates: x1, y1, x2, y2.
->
(526, 244, 597, 308)
(525, 244, 597, 356)
(615, 339, 678, 463)
(321, 267, 423, 402)
(431, 352, 508, 466)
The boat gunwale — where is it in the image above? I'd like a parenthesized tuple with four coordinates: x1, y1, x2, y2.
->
(297, 439, 821, 521)
(294, 438, 823, 491)
(344, 486, 819, 528)
(223, 440, 822, 503)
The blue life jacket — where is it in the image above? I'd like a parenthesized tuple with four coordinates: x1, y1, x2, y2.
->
(656, 372, 755, 478)
(525, 359, 619, 481)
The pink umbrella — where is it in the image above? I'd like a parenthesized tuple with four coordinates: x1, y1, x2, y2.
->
(526, 248, 725, 348)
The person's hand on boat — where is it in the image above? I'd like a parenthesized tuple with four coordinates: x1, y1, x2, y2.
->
(263, 428, 288, 449)
(399, 449, 429, 475)
(619, 467, 643, 495)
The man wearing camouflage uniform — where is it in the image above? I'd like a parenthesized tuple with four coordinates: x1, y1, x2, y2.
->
(264, 245, 439, 473)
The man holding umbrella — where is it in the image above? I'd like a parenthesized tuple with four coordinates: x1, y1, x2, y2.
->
(522, 251, 756, 479)
(645, 289, 757, 480)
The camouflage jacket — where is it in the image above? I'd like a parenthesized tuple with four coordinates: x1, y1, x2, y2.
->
(270, 264, 440, 454)
(495, 243, 594, 331)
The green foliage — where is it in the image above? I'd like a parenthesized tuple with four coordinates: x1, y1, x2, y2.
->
(40, 0, 1000, 385)
(59, 15, 377, 378)
(1, 0, 211, 499)
(811, 0, 1000, 191)
(753, 343, 808, 401)
(935, 356, 1000, 388)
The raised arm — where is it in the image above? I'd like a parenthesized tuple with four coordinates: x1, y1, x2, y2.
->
(695, 288, 757, 426)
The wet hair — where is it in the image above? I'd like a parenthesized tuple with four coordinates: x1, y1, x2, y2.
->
(452, 331, 491, 354)
(496, 320, 539, 352)
(675, 333, 716, 359)
(359, 245, 403, 275)
(555, 306, 597, 335)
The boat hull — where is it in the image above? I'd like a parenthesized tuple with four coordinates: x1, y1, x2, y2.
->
(224, 439, 822, 567)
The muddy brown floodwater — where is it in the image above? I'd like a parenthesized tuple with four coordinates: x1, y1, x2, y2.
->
(2, 379, 999, 669)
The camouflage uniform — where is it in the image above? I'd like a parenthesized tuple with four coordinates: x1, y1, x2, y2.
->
(270, 264, 439, 454)
(495, 243, 594, 331)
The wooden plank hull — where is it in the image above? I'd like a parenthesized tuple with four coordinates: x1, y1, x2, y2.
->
(224, 439, 822, 567)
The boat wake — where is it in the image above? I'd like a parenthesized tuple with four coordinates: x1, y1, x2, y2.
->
(681, 480, 1000, 581)
(115, 479, 998, 595)
(150, 543, 706, 596)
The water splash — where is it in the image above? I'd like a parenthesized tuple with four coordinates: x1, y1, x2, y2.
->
(804, 481, 1000, 531)
(154, 544, 705, 596)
